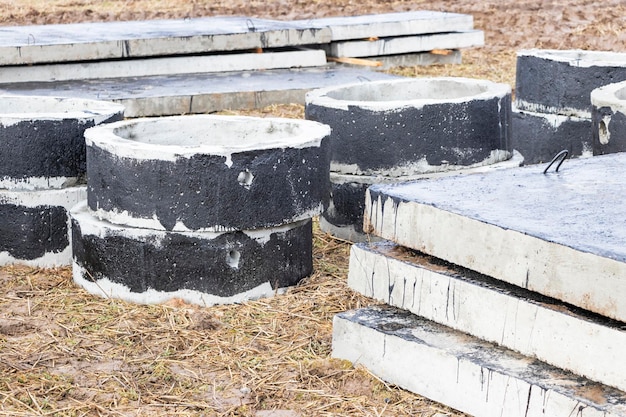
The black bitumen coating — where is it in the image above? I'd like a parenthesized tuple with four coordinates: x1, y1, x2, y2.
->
(0, 113, 122, 181)
(0, 203, 68, 259)
(592, 106, 626, 156)
(86, 138, 330, 231)
(511, 110, 592, 164)
(71, 218, 313, 297)
(323, 181, 369, 231)
(306, 95, 511, 173)
(516, 54, 626, 114)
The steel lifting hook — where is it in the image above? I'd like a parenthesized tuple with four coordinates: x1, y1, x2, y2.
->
(542, 150, 569, 174)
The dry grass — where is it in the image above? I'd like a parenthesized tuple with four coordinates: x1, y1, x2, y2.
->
(0, 223, 465, 417)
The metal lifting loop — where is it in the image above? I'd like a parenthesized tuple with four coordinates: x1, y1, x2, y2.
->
(542, 149, 569, 174)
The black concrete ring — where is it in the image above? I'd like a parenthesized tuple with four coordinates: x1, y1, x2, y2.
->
(591, 81, 626, 156)
(0, 95, 124, 190)
(305, 77, 512, 176)
(84, 115, 331, 231)
(70, 201, 313, 306)
(515, 49, 626, 118)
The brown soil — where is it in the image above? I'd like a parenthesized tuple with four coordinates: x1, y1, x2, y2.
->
(0, 1, 624, 416)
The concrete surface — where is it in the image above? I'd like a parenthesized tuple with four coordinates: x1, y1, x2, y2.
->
(0, 49, 327, 83)
(324, 30, 484, 58)
(0, 66, 401, 117)
(348, 241, 626, 392)
(295, 10, 474, 41)
(364, 152, 626, 322)
(0, 16, 332, 65)
(333, 305, 626, 417)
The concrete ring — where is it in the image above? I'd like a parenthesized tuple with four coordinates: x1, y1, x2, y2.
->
(0, 95, 124, 190)
(305, 77, 512, 177)
(84, 115, 331, 232)
(70, 201, 313, 306)
(591, 80, 626, 156)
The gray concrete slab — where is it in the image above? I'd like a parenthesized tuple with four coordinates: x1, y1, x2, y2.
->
(349, 241, 626, 392)
(0, 66, 402, 117)
(333, 306, 626, 417)
(325, 30, 484, 58)
(294, 11, 474, 41)
(0, 17, 332, 65)
(364, 152, 626, 322)
(0, 49, 327, 83)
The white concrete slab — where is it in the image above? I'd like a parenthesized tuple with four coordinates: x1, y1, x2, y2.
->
(0, 49, 327, 83)
(326, 30, 484, 58)
(363, 152, 626, 323)
(0, 67, 401, 117)
(348, 241, 626, 392)
(333, 306, 626, 417)
(294, 11, 474, 41)
(0, 17, 332, 65)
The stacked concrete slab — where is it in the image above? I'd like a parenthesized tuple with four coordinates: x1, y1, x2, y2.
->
(0, 11, 483, 117)
(512, 49, 626, 164)
(333, 154, 626, 416)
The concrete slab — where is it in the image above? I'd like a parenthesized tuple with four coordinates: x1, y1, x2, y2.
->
(348, 241, 626, 392)
(364, 152, 626, 322)
(295, 11, 474, 41)
(325, 30, 484, 58)
(333, 306, 626, 417)
(0, 67, 402, 117)
(0, 49, 327, 83)
(0, 17, 332, 65)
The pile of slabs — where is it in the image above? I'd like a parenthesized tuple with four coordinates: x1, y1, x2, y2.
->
(333, 153, 626, 416)
(0, 11, 483, 117)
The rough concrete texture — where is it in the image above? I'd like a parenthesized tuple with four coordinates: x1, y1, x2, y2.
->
(333, 306, 626, 417)
(0, 96, 124, 189)
(0, 16, 332, 65)
(0, 67, 401, 117)
(515, 49, 626, 118)
(85, 115, 331, 232)
(71, 202, 313, 306)
(0, 186, 86, 267)
(591, 80, 626, 155)
(511, 107, 592, 164)
(294, 10, 474, 41)
(364, 152, 626, 322)
(306, 77, 512, 176)
(325, 30, 484, 58)
(348, 241, 626, 392)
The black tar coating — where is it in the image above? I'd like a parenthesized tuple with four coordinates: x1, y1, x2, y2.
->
(305, 96, 511, 173)
(516, 54, 626, 114)
(592, 106, 626, 156)
(71, 218, 313, 297)
(0, 203, 68, 259)
(323, 181, 369, 232)
(511, 111, 592, 165)
(0, 113, 122, 180)
(87, 138, 330, 231)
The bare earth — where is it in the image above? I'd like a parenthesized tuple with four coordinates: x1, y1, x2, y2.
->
(0, 1, 624, 416)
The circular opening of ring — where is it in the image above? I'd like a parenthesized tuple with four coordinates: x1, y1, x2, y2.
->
(237, 170, 254, 188)
(227, 250, 241, 269)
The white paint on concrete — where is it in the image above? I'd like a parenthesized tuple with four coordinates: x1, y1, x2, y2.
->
(295, 11, 474, 41)
(0, 50, 327, 83)
(363, 153, 626, 322)
(348, 242, 626, 392)
(306, 77, 510, 113)
(72, 262, 285, 307)
(512, 105, 589, 130)
(0, 175, 80, 191)
(333, 306, 626, 417)
(0, 95, 124, 127)
(326, 30, 484, 58)
(514, 98, 591, 119)
(85, 115, 330, 162)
